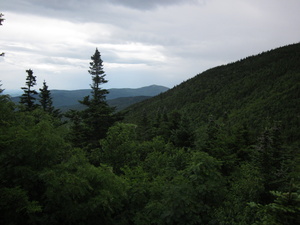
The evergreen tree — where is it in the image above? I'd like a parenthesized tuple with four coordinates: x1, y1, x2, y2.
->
(88, 48, 108, 104)
(39, 80, 52, 111)
(255, 123, 292, 203)
(39, 80, 61, 117)
(68, 49, 117, 149)
(250, 180, 300, 225)
(20, 69, 38, 111)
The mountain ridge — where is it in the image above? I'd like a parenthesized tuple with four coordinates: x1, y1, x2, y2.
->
(123, 43, 300, 145)
(11, 85, 169, 110)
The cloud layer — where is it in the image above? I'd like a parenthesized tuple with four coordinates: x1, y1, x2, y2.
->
(1, 0, 300, 91)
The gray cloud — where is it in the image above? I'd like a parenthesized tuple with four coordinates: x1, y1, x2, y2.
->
(3, 0, 200, 11)
(110, 0, 200, 10)
(1, 0, 201, 21)
(1, 0, 300, 91)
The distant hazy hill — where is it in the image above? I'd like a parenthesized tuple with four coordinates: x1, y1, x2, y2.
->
(58, 96, 152, 112)
(11, 85, 169, 111)
(123, 43, 300, 146)
(49, 84, 168, 107)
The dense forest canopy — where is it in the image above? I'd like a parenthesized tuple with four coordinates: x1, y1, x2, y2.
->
(0, 43, 299, 224)
(124, 43, 300, 146)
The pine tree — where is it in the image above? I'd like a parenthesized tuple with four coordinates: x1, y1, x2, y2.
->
(80, 48, 109, 107)
(39, 80, 52, 111)
(255, 123, 291, 203)
(89, 48, 108, 104)
(20, 69, 38, 111)
(39, 80, 61, 118)
(69, 48, 117, 149)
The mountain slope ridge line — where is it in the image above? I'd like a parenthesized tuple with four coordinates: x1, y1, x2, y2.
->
(123, 43, 300, 145)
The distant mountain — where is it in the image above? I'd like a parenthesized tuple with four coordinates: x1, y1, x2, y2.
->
(107, 85, 169, 100)
(59, 96, 152, 113)
(123, 43, 300, 146)
(11, 85, 169, 111)
(3, 90, 23, 97)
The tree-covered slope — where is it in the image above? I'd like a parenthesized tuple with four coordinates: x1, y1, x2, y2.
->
(123, 43, 300, 145)
(1, 44, 299, 225)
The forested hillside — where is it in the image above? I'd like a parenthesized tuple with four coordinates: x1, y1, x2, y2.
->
(0, 44, 299, 225)
(124, 43, 300, 146)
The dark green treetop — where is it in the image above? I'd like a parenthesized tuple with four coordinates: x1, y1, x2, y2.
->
(39, 80, 52, 111)
(20, 69, 38, 111)
(68, 48, 117, 149)
(88, 48, 108, 105)
(39, 80, 61, 118)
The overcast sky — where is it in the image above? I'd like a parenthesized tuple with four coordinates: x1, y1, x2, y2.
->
(1, 0, 300, 92)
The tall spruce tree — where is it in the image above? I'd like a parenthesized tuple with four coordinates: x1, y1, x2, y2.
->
(89, 48, 108, 104)
(20, 69, 38, 111)
(69, 48, 117, 149)
(39, 80, 61, 118)
(39, 80, 52, 111)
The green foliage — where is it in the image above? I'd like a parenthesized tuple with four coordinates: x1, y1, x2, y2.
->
(118, 43, 299, 223)
(0, 99, 126, 224)
(67, 49, 118, 149)
(0, 107, 69, 223)
(0, 94, 15, 129)
(123, 43, 300, 147)
(215, 163, 264, 225)
(1, 43, 299, 224)
(136, 110, 195, 148)
(88, 48, 108, 104)
(250, 182, 300, 225)
(254, 123, 295, 202)
(129, 151, 224, 225)
(40, 150, 127, 225)
(39, 80, 61, 118)
(0, 186, 42, 224)
(94, 123, 139, 173)
(140, 137, 190, 178)
(20, 69, 38, 111)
